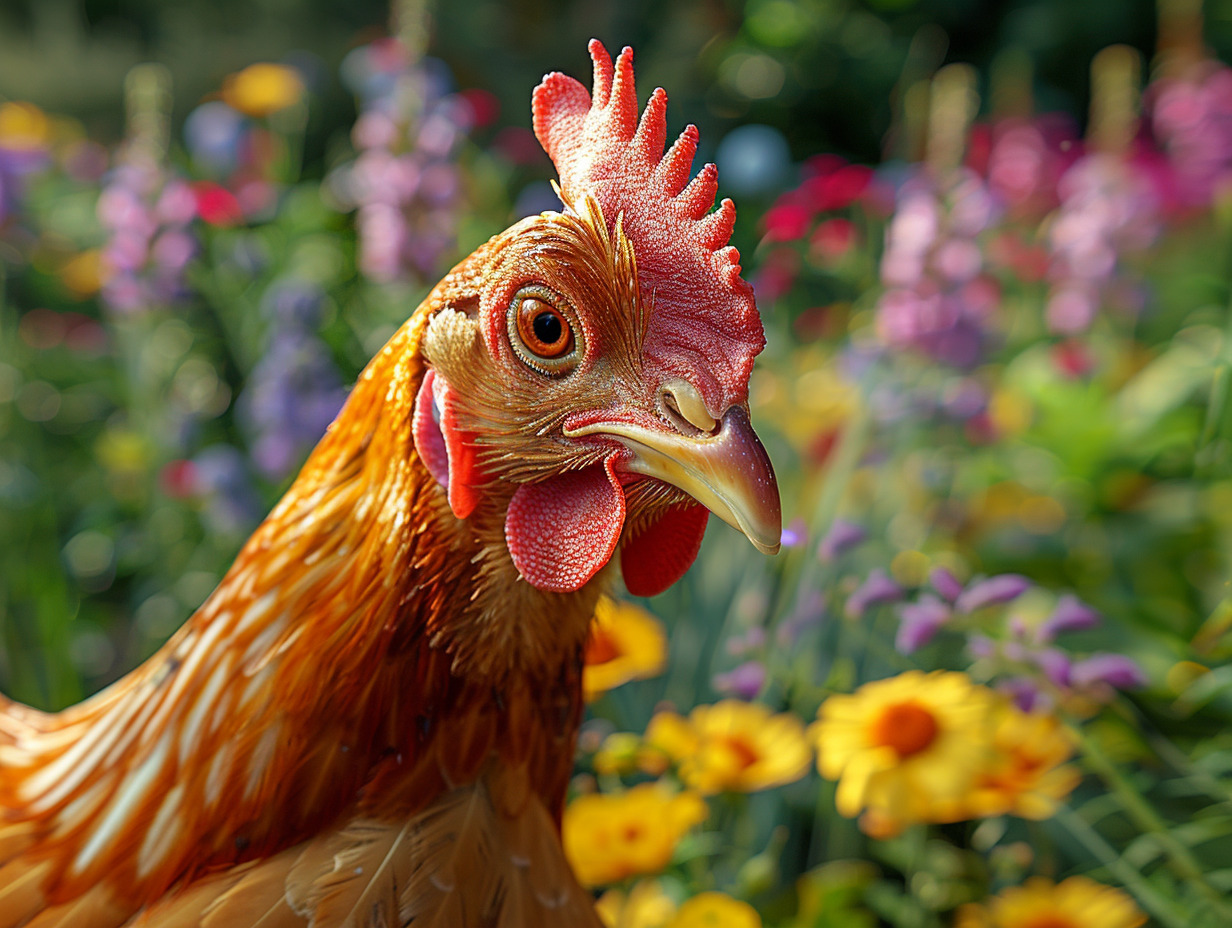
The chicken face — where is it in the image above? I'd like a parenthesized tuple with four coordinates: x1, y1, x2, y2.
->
(414, 41, 780, 595)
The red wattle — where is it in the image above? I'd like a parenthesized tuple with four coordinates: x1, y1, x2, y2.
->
(505, 456, 626, 593)
(620, 501, 709, 596)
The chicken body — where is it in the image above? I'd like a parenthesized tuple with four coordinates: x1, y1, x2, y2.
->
(0, 41, 779, 927)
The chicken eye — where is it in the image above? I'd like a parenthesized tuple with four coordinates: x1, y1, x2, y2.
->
(507, 288, 583, 375)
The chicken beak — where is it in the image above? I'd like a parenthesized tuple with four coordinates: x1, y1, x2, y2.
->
(565, 407, 782, 555)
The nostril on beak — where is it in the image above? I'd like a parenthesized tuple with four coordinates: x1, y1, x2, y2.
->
(658, 379, 719, 436)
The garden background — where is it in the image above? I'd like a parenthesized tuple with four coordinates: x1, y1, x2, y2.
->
(2, 0, 1232, 925)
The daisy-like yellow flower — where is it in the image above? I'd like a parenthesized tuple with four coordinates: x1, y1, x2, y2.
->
(811, 670, 993, 824)
(667, 892, 761, 928)
(596, 879, 678, 928)
(563, 783, 707, 887)
(967, 702, 1081, 820)
(955, 876, 1146, 928)
(583, 596, 667, 701)
(646, 700, 812, 795)
(223, 63, 305, 118)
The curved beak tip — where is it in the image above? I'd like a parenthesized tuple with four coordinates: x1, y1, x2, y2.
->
(568, 406, 782, 557)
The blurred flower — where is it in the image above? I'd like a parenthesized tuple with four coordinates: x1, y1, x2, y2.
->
(0, 101, 51, 153)
(980, 115, 1079, 217)
(1070, 654, 1147, 690)
(845, 568, 902, 618)
(98, 162, 197, 314)
(818, 518, 865, 562)
(929, 566, 965, 602)
(597, 880, 678, 928)
(955, 574, 1031, 613)
(874, 169, 1001, 368)
(189, 445, 263, 535)
(58, 249, 104, 298)
(1039, 594, 1101, 640)
(811, 670, 993, 825)
(779, 517, 806, 548)
(667, 893, 761, 928)
(1149, 61, 1232, 211)
(594, 732, 644, 777)
(647, 701, 811, 795)
(964, 702, 1081, 820)
(184, 101, 247, 175)
(562, 783, 707, 887)
(895, 594, 951, 653)
(955, 876, 1145, 928)
(1045, 153, 1158, 335)
(193, 181, 245, 227)
(223, 63, 305, 118)
(239, 329, 347, 479)
(328, 40, 470, 285)
(713, 660, 767, 700)
(583, 596, 668, 701)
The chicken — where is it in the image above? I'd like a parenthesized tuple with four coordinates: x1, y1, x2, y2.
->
(0, 40, 781, 928)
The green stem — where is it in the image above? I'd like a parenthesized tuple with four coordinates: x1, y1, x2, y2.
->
(1055, 804, 1189, 928)
(1072, 724, 1232, 918)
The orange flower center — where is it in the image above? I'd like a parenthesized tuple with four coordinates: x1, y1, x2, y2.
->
(1023, 916, 1077, 928)
(871, 701, 938, 757)
(586, 629, 622, 665)
(722, 735, 761, 771)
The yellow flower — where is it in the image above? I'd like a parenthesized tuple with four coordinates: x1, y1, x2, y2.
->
(596, 880, 678, 928)
(647, 700, 812, 795)
(0, 102, 50, 150)
(667, 892, 761, 928)
(563, 783, 707, 887)
(583, 596, 667, 701)
(60, 249, 105, 298)
(223, 63, 304, 117)
(955, 876, 1146, 928)
(811, 670, 993, 824)
(967, 702, 1081, 820)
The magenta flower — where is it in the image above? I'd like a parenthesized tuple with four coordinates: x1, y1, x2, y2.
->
(955, 574, 1032, 613)
(846, 569, 903, 618)
(1071, 654, 1147, 690)
(928, 566, 965, 602)
(1039, 595, 1102, 641)
(895, 595, 951, 654)
(713, 661, 768, 700)
(818, 518, 866, 562)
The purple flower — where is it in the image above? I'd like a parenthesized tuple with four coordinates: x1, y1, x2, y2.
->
(929, 566, 964, 602)
(895, 595, 951, 653)
(780, 517, 807, 549)
(955, 574, 1032, 613)
(1071, 654, 1147, 690)
(999, 676, 1048, 713)
(967, 634, 997, 659)
(846, 569, 903, 618)
(329, 40, 470, 286)
(1039, 595, 1102, 641)
(713, 661, 767, 700)
(1032, 648, 1073, 687)
(191, 446, 262, 534)
(818, 518, 865, 561)
(240, 331, 347, 479)
(97, 158, 196, 315)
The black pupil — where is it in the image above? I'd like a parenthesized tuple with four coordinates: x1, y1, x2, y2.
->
(532, 311, 563, 347)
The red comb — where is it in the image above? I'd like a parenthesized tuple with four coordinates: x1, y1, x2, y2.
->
(532, 40, 765, 410)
